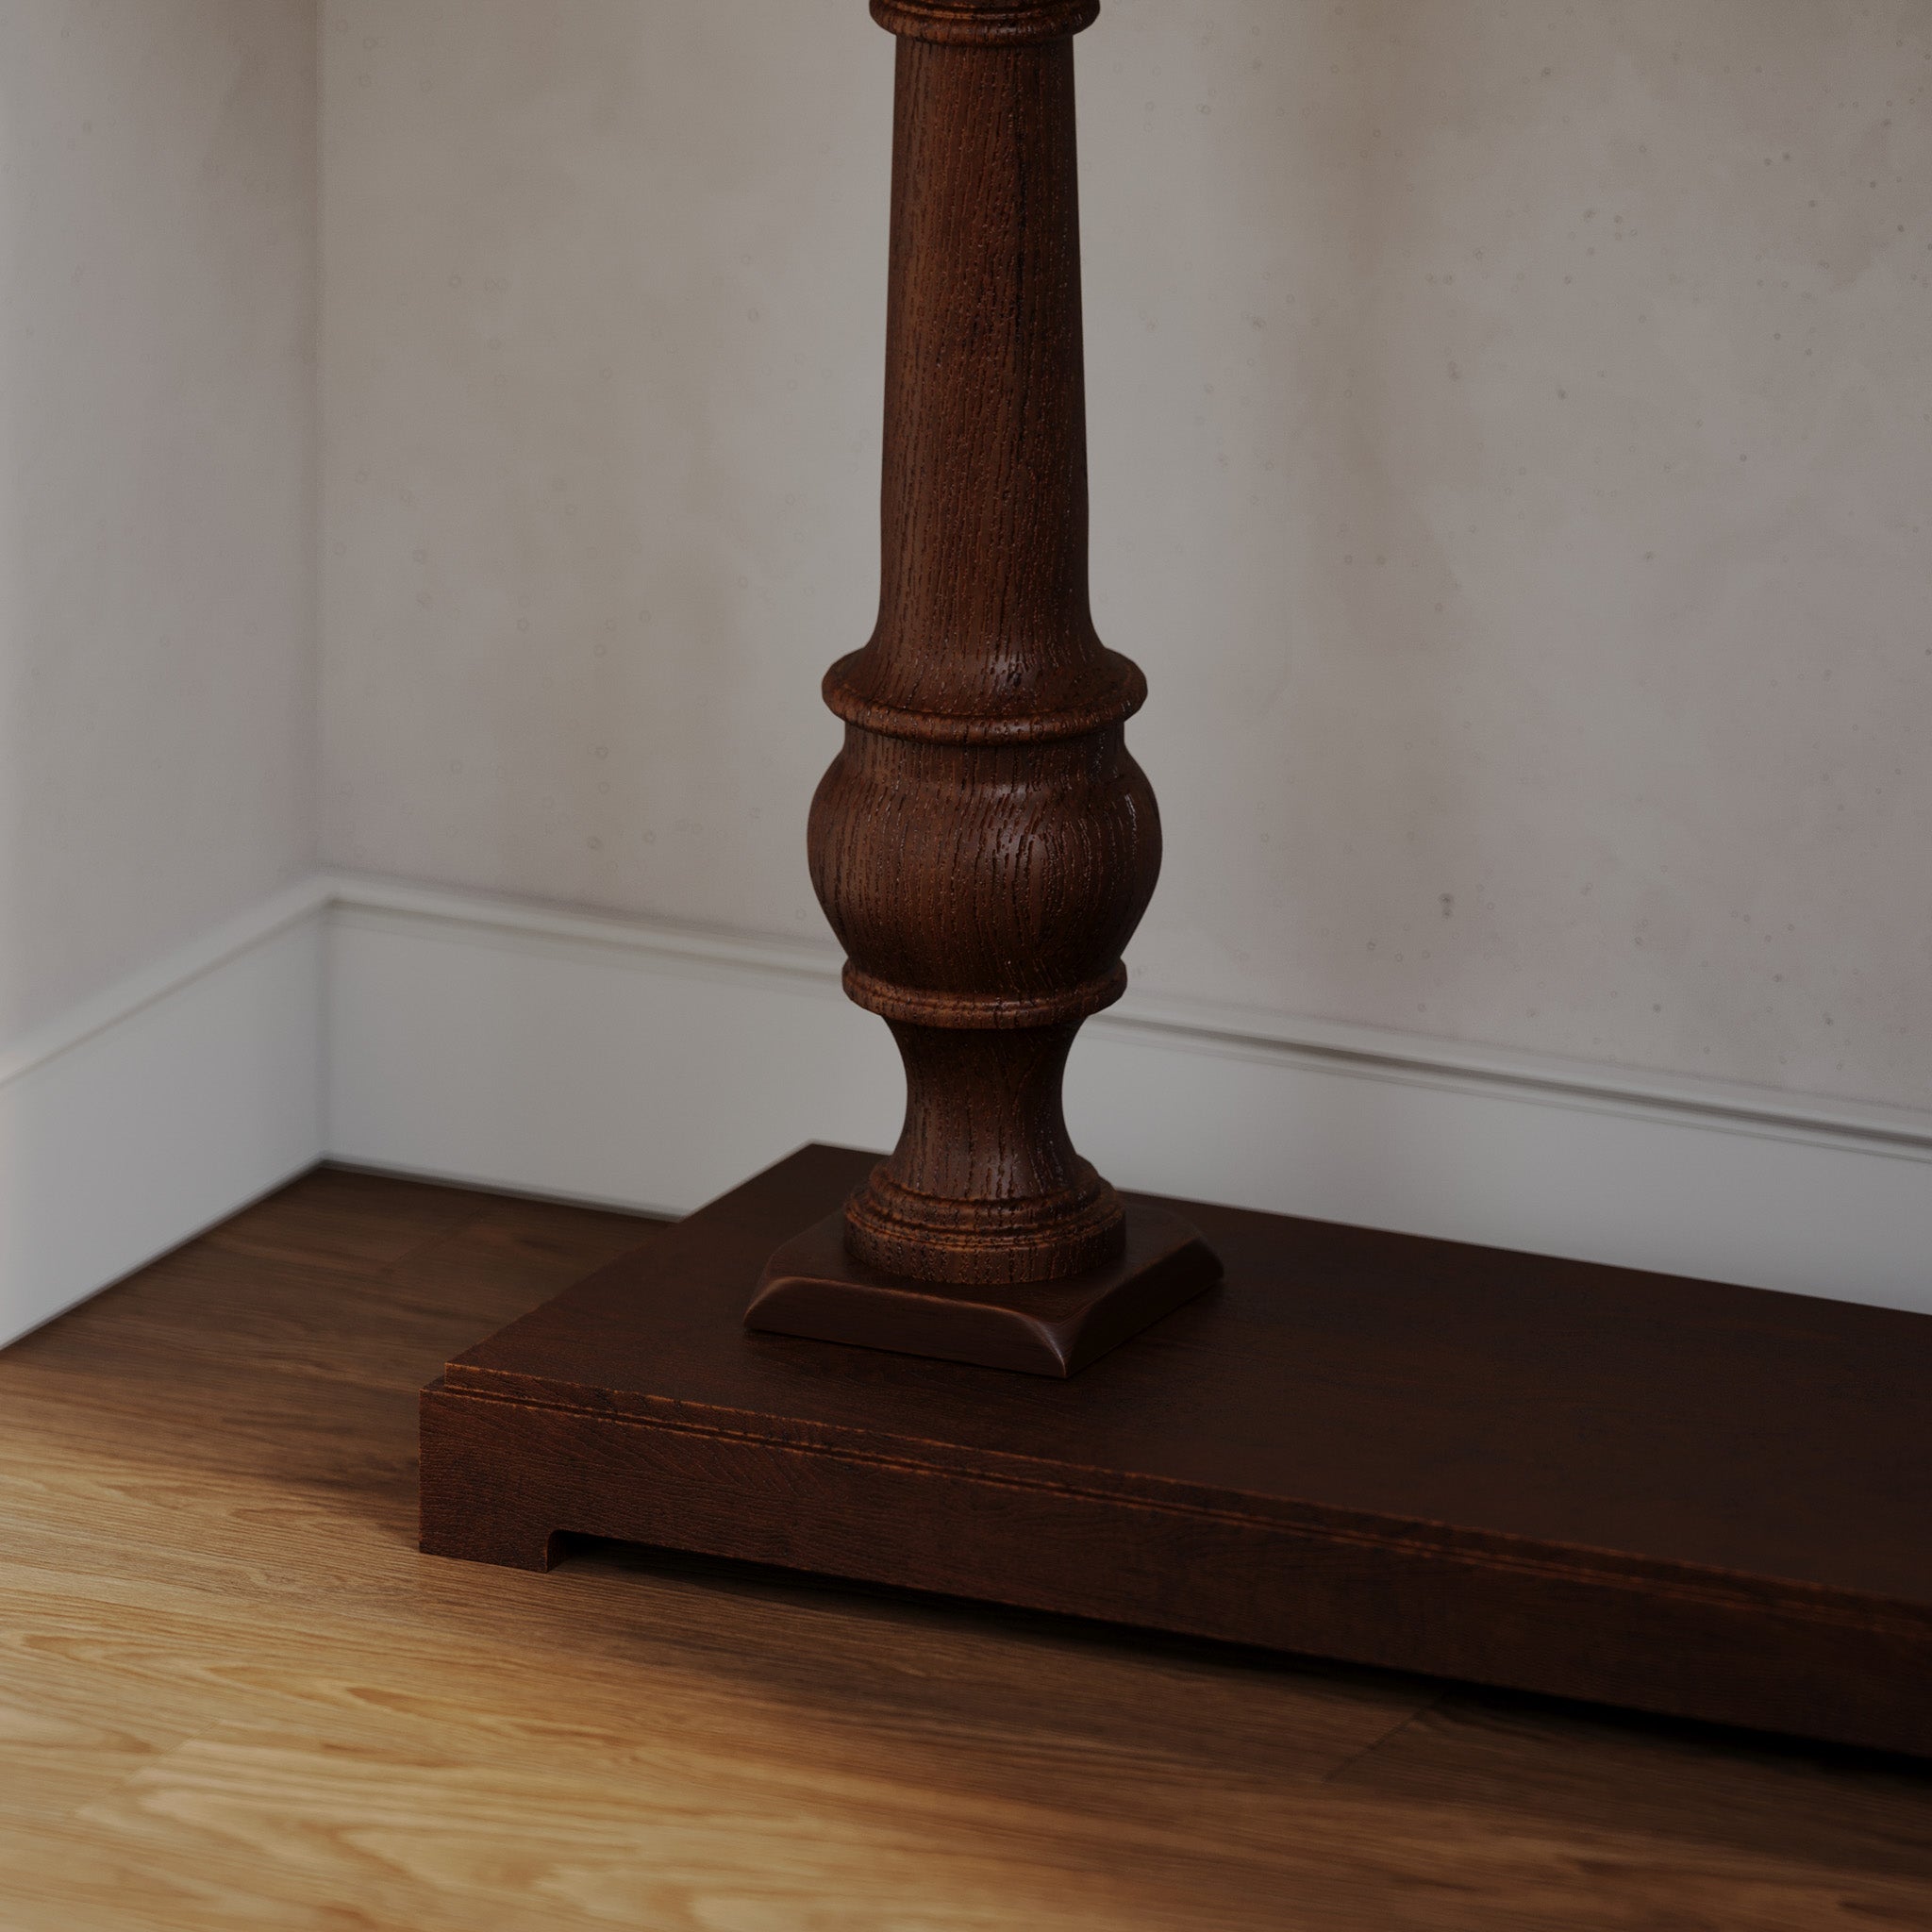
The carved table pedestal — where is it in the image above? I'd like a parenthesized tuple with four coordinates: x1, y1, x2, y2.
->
(420, 0, 1932, 1760)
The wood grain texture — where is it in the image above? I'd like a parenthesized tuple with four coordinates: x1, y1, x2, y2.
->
(3, 1165, 1929, 1927)
(433, 1142, 1932, 1759)
(804, 0, 1171, 1292)
(871, 0, 1101, 46)
(747, 1200, 1217, 1374)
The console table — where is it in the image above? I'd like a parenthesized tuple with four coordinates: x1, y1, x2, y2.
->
(421, 0, 1932, 1760)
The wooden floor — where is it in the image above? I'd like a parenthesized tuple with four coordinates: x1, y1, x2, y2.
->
(1, 1170, 1927, 1931)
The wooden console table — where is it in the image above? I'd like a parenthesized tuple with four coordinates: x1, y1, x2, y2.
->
(424, 1143, 1931, 1757)
(421, 0, 1931, 1758)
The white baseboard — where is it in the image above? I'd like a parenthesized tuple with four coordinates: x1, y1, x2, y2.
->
(325, 873, 1932, 1319)
(0, 880, 327, 1348)
(10, 868, 1932, 1345)
(325, 877, 897, 1221)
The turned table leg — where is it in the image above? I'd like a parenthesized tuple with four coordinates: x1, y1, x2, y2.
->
(746, 0, 1219, 1374)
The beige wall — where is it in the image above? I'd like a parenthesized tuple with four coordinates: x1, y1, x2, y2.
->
(320, 0, 1932, 1112)
(0, 0, 318, 1048)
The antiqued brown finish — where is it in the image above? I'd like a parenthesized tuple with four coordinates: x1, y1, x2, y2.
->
(871, 0, 1101, 45)
(796, 0, 1194, 1307)
(426, 1142, 1932, 1760)
(747, 1201, 1216, 1375)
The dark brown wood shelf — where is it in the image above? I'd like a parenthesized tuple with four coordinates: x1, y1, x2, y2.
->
(422, 1142, 1932, 1758)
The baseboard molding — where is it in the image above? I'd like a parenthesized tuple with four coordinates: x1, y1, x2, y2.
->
(0, 880, 328, 1348)
(325, 873, 1932, 1318)
(324, 876, 894, 1221)
(10, 869, 1930, 1346)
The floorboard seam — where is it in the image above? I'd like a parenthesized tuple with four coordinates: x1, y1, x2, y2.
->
(1316, 1691, 1447, 1788)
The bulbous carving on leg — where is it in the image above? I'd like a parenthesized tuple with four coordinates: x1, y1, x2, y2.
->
(810, 724, 1158, 1284)
(748, 0, 1219, 1362)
